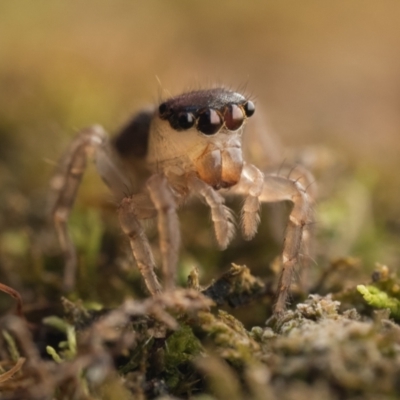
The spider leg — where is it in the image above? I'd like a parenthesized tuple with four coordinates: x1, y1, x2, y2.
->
(118, 196, 162, 295)
(49, 125, 111, 290)
(188, 175, 235, 250)
(146, 174, 180, 291)
(239, 163, 264, 240)
(116, 173, 180, 294)
(267, 163, 316, 291)
(49, 125, 156, 293)
(231, 163, 312, 316)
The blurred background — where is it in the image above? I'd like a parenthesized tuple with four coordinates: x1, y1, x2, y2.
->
(1, 1, 400, 318)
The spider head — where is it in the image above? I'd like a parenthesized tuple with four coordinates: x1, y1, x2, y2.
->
(158, 88, 255, 135)
(149, 88, 255, 189)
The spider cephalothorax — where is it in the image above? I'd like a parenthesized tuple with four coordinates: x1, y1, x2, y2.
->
(50, 87, 312, 315)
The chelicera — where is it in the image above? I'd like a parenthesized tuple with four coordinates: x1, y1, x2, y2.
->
(49, 87, 312, 315)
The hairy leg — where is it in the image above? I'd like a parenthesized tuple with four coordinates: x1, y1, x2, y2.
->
(118, 197, 162, 295)
(49, 126, 106, 290)
(239, 163, 264, 240)
(232, 163, 312, 315)
(272, 163, 316, 292)
(49, 125, 131, 290)
(146, 174, 180, 291)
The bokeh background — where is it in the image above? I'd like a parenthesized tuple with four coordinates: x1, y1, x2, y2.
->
(1, 1, 400, 318)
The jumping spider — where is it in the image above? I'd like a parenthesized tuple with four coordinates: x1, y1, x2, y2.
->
(49, 87, 313, 315)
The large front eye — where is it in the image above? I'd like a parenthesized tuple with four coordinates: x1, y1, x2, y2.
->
(224, 104, 244, 131)
(177, 112, 195, 130)
(197, 108, 223, 135)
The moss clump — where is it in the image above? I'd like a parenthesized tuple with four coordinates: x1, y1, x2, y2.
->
(354, 264, 400, 320)
(357, 285, 400, 319)
(163, 324, 203, 389)
(192, 309, 261, 365)
(264, 295, 400, 397)
(201, 263, 267, 307)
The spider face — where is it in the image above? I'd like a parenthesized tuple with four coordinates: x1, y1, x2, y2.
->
(149, 88, 256, 189)
(158, 88, 255, 135)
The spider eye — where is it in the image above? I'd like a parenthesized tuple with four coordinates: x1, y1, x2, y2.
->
(224, 104, 244, 131)
(158, 102, 169, 118)
(197, 108, 223, 135)
(243, 100, 255, 117)
(177, 112, 195, 130)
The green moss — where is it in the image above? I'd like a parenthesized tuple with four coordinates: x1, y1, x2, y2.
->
(357, 285, 400, 319)
(42, 315, 77, 360)
(164, 324, 203, 388)
(2, 330, 20, 362)
(193, 310, 260, 366)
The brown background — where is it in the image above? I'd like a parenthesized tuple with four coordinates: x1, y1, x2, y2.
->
(1, 1, 399, 268)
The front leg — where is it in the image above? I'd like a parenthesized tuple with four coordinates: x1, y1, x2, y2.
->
(119, 175, 180, 293)
(146, 174, 180, 291)
(118, 196, 162, 295)
(240, 163, 264, 240)
(232, 163, 312, 316)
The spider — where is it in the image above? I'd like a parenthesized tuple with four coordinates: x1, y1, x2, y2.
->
(49, 87, 313, 315)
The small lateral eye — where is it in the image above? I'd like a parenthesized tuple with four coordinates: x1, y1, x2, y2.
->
(177, 112, 195, 130)
(197, 108, 223, 135)
(243, 100, 255, 117)
(158, 102, 168, 118)
(224, 104, 244, 131)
